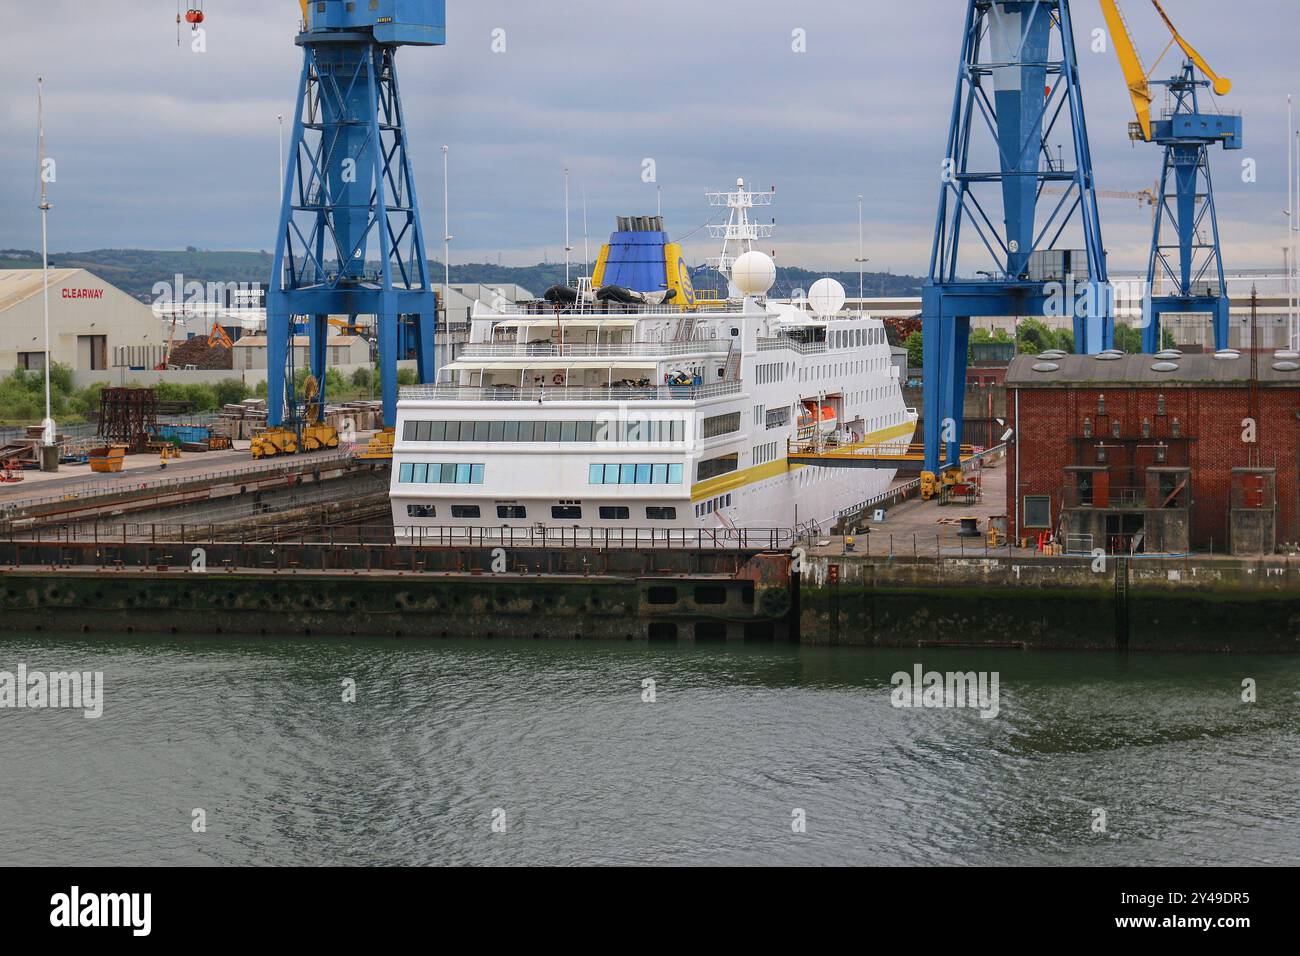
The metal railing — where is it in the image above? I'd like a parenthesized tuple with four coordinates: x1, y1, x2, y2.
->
(756, 337, 827, 354)
(399, 382, 743, 402)
(0, 448, 358, 515)
(6, 521, 797, 551)
(458, 341, 732, 358)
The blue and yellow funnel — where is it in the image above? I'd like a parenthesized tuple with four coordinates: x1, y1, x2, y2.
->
(591, 215, 696, 310)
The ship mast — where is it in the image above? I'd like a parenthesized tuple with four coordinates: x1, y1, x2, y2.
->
(706, 178, 774, 298)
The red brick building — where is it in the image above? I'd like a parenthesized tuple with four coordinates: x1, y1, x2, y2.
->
(1005, 352, 1300, 554)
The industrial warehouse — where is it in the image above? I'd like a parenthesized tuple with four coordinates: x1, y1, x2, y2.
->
(0, 0, 1297, 888)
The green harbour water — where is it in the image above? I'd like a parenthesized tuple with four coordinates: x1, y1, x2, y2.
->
(0, 634, 1296, 866)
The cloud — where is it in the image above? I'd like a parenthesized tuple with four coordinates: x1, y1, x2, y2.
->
(0, 0, 1295, 276)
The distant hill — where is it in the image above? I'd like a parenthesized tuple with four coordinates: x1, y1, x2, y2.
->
(0, 248, 923, 302)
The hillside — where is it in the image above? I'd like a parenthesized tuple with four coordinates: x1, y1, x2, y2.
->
(0, 248, 923, 301)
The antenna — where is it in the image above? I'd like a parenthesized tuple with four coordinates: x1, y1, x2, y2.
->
(854, 193, 870, 312)
(581, 182, 589, 276)
(36, 77, 55, 458)
(442, 144, 452, 373)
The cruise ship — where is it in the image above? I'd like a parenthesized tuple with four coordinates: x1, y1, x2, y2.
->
(389, 182, 917, 540)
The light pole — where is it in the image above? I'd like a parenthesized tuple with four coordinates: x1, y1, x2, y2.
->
(854, 194, 870, 313)
(563, 167, 572, 286)
(442, 144, 452, 375)
(37, 77, 56, 470)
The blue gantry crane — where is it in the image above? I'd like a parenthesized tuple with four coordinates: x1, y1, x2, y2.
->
(922, 0, 1112, 482)
(262, 0, 445, 458)
(1100, 0, 1241, 353)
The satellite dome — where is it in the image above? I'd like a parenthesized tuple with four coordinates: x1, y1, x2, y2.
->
(808, 277, 847, 317)
(731, 251, 776, 296)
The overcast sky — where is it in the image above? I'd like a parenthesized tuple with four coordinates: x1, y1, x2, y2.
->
(1, 0, 1297, 276)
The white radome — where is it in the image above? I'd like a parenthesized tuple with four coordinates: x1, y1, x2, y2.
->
(731, 250, 776, 296)
(808, 277, 846, 317)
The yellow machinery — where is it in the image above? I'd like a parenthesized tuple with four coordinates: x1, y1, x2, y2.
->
(251, 374, 338, 459)
(1100, 0, 1231, 144)
(920, 466, 964, 502)
(357, 428, 395, 460)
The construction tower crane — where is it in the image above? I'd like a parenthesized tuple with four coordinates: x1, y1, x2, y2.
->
(1100, 0, 1241, 353)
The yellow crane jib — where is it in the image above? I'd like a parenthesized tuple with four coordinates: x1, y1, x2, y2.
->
(1099, 0, 1232, 143)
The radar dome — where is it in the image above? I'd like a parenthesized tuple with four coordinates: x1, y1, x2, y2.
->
(731, 251, 776, 296)
(808, 277, 847, 317)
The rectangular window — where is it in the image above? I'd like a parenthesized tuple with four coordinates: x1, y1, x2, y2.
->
(702, 412, 742, 438)
(428, 421, 446, 441)
(411, 463, 429, 484)
(599, 506, 630, 520)
(576, 421, 594, 442)
(646, 506, 677, 520)
(604, 463, 621, 484)
(697, 454, 739, 482)
(651, 463, 668, 484)
(635, 463, 651, 485)
(403, 421, 417, 441)
(488, 421, 505, 442)
(668, 463, 684, 484)
(444, 421, 461, 442)
(619, 463, 636, 484)
(503, 421, 519, 442)
(545, 421, 562, 443)
(473, 421, 490, 442)
(455, 463, 472, 484)
(551, 505, 582, 520)
(496, 505, 527, 519)
(399, 463, 414, 483)
(589, 464, 604, 484)
(1023, 495, 1052, 529)
(406, 504, 436, 518)
(415, 421, 432, 442)
(440, 463, 456, 483)
(451, 505, 481, 519)
(470, 464, 485, 484)
(561, 421, 577, 442)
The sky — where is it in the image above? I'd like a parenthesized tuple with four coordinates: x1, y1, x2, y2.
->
(1, 0, 1297, 277)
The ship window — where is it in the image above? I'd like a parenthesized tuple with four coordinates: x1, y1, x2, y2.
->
(503, 421, 519, 442)
(625, 419, 642, 442)
(702, 412, 741, 438)
(668, 464, 683, 484)
(428, 421, 446, 441)
(406, 504, 437, 518)
(646, 507, 677, 520)
(619, 463, 636, 484)
(561, 421, 577, 442)
(440, 464, 456, 483)
(589, 464, 604, 484)
(497, 505, 527, 519)
(544, 421, 561, 442)
(552, 505, 582, 519)
(398, 463, 413, 482)
(576, 421, 594, 442)
(451, 505, 481, 518)
(411, 463, 429, 483)
(488, 421, 505, 442)
(651, 463, 668, 484)
(471, 464, 484, 484)
(416, 421, 432, 441)
(604, 464, 621, 483)
(600, 506, 630, 520)
(473, 421, 490, 442)
(635, 463, 651, 484)
(697, 454, 738, 482)
(444, 421, 462, 441)
(403, 422, 416, 441)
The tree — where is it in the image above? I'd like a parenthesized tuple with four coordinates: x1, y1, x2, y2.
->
(904, 330, 923, 367)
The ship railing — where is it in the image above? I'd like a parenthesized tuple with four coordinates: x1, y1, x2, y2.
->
(756, 336, 827, 354)
(398, 382, 743, 402)
(392, 525, 799, 550)
(481, 300, 749, 318)
(458, 341, 733, 359)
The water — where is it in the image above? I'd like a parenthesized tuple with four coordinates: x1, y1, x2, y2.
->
(1, 634, 1296, 866)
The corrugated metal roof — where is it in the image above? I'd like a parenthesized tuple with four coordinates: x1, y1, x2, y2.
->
(0, 268, 83, 312)
(1006, 352, 1300, 387)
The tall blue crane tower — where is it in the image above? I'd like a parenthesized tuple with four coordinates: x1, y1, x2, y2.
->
(266, 0, 445, 438)
(1100, 0, 1241, 354)
(922, 0, 1112, 477)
